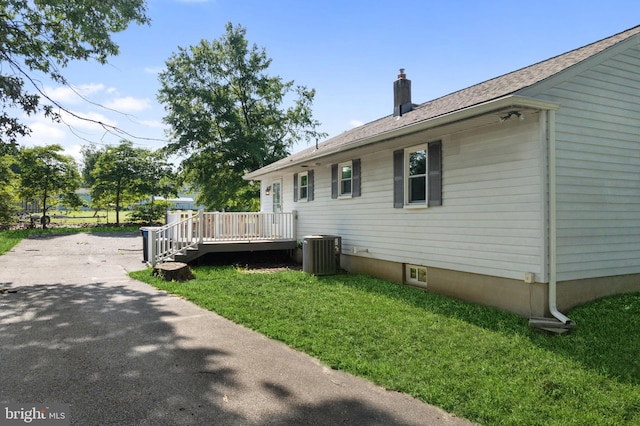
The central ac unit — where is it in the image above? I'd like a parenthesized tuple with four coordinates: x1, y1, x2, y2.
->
(302, 235, 341, 275)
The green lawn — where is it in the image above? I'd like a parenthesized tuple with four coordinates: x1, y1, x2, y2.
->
(18, 209, 134, 227)
(130, 266, 640, 426)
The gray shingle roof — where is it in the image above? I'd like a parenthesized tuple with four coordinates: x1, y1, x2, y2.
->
(246, 25, 640, 179)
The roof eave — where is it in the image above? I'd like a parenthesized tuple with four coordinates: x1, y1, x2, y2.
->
(244, 94, 560, 180)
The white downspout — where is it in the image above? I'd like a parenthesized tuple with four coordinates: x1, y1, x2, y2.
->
(548, 109, 571, 324)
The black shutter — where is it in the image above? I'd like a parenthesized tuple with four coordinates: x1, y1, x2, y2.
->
(308, 170, 314, 201)
(393, 150, 404, 208)
(293, 173, 298, 202)
(331, 164, 338, 199)
(428, 141, 442, 206)
(352, 159, 361, 197)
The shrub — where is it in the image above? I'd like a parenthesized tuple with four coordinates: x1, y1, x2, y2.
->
(129, 201, 171, 223)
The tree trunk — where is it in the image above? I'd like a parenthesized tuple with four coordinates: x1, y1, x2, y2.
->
(115, 186, 121, 226)
(152, 262, 194, 282)
(42, 190, 48, 229)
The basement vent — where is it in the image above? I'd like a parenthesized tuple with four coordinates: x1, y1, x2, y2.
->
(302, 235, 341, 275)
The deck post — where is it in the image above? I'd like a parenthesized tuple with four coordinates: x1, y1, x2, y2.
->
(214, 211, 221, 240)
(198, 209, 204, 244)
(186, 210, 193, 243)
(149, 228, 158, 266)
(291, 209, 298, 240)
(171, 210, 181, 243)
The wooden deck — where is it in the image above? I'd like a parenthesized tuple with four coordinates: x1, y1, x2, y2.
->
(147, 210, 297, 265)
(173, 239, 297, 263)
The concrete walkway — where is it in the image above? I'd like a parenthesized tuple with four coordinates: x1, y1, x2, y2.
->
(0, 232, 474, 425)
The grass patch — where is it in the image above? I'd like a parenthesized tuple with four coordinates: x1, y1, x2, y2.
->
(0, 226, 141, 255)
(17, 209, 135, 227)
(131, 266, 640, 426)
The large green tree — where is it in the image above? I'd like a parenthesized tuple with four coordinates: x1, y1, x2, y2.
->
(17, 144, 81, 228)
(91, 140, 175, 225)
(0, 153, 19, 225)
(157, 22, 326, 211)
(0, 0, 149, 153)
(80, 144, 105, 187)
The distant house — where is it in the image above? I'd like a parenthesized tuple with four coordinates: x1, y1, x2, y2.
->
(153, 193, 203, 211)
(72, 189, 203, 212)
(244, 26, 640, 323)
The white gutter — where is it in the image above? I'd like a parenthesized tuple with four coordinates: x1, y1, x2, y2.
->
(548, 109, 572, 324)
(245, 95, 561, 180)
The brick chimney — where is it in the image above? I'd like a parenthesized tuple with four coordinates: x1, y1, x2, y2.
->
(393, 68, 412, 117)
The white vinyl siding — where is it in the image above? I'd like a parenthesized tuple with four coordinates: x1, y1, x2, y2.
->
(526, 45, 640, 281)
(282, 115, 545, 281)
(261, 181, 274, 212)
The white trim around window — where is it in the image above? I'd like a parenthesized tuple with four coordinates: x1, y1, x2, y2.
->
(405, 264, 427, 287)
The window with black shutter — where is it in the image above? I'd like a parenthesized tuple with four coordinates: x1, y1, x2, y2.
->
(393, 150, 404, 208)
(428, 141, 442, 206)
(307, 170, 314, 201)
(393, 141, 442, 208)
(331, 159, 361, 199)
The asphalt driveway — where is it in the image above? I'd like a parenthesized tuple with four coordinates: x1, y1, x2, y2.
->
(0, 232, 473, 425)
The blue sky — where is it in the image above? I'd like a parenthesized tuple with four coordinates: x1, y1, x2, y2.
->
(18, 0, 640, 163)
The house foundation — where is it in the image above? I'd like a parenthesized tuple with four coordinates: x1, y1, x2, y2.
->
(557, 274, 640, 312)
(341, 254, 640, 318)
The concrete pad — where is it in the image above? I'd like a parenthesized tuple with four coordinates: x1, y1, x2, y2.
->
(0, 232, 474, 425)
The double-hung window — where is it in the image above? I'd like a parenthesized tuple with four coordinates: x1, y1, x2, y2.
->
(339, 161, 352, 196)
(331, 159, 361, 199)
(293, 170, 314, 202)
(393, 140, 442, 208)
(299, 172, 308, 200)
(406, 146, 427, 204)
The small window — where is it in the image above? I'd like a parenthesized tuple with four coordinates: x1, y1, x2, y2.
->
(339, 161, 352, 196)
(406, 264, 427, 286)
(299, 172, 308, 201)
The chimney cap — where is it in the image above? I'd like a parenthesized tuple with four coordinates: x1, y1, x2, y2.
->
(398, 68, 406, 79)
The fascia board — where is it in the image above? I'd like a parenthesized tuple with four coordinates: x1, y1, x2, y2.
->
(244, 95, 560, 181)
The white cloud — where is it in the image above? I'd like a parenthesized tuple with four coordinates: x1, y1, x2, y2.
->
(44, 83, 106, 104)
(63, 144, 84, 164)
(26, 120, 67, 143)
(349, 119, 364, 128)
(105, 96, 152, 113)
(59, 110, 118, 132)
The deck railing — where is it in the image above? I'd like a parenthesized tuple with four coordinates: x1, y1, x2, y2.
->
(148, 210, 296, 266)
(201, 211, 295, 241)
